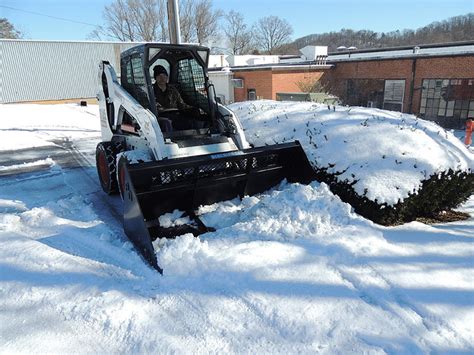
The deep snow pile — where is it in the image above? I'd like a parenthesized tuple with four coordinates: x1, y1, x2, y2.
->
(0, 103, 473, 354)
(231, 101, 474, 222)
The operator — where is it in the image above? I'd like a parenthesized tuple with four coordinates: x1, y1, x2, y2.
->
(153, 65, 192, 111)
(152, 65, 206, 132)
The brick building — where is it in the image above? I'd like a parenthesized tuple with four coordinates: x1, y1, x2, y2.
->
(232, 64, 331, 102)
(229, 41, 474, 129)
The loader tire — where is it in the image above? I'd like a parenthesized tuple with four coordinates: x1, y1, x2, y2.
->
(96, 142, 118, 194)
(117, 155, 129, 201)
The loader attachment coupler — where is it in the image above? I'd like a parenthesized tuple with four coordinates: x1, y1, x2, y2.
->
(121, 141, 316, 272)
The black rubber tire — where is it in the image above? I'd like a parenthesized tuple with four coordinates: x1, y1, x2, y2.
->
(96, 141, 118, 194)
(117, 154, 129, 201)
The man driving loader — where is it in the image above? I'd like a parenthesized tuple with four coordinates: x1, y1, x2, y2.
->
(153, 64, 203, 132)
(153, 65, 191, 112)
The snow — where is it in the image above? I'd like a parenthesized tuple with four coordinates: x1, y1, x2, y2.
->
(230, 100, 474, 205)
(0, 103, 473, 353)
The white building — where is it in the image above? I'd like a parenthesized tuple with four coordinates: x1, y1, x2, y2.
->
(0, 39, 136, 103)
(226, 55, 280, 67)
(208, 69, 234, 104)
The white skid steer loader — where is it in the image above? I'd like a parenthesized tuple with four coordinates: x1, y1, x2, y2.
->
(96, 43, 316, 273)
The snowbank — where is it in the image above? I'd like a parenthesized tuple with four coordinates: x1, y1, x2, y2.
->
(230, 100, 474, 206)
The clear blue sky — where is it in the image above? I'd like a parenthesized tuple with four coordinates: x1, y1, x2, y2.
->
(1, 0, 473, 41)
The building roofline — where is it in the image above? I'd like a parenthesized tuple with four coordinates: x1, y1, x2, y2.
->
(0, 39, 202, 46)
(328, 40, 474, 55)
(226, 62, 333, 72)
(328, 52, 474, 64)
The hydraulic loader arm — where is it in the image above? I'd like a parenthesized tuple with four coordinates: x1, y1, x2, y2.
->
(217, 103, 251, 150)
(97, 61, 167, 160)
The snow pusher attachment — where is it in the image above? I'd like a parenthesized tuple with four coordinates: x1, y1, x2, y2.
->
(120, 142, 316, 272)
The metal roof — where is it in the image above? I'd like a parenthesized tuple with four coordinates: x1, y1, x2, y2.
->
(227, 63, 333, 72)
(327, 41, 474, 62)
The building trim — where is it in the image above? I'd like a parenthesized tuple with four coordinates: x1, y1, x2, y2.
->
(328, 52, 474, 64)
(329, 40, 474, 55)
(229, 64, 333, 73)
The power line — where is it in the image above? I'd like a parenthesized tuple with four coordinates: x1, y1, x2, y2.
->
(0, 5, 99, 27)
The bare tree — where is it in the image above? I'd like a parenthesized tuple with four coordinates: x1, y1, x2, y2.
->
(254, 16, 293, 54)
(180, 0, 221, 45)
(128, 0, 164, 42)
(223, 10, 253, 54)
(92, 0, 220, 44)
(296, 77, 329, 94)
(90, 0, 167, 41)
(179, 0, 195, 42)
(156, 0, 168, 42)
(0, 18, 22, 39)
(105, 0, 137, 41)
(194, 0, 222, 45)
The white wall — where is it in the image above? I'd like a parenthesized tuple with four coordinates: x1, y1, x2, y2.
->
(226, 55, 279, 67)
(0, 40, 136, 103)
(208, 55, 230, 68)
(208, 70, 234, 105)
(300, 46, 328, 60)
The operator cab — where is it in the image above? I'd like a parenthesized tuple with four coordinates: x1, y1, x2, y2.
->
(120, 43, 222, 142)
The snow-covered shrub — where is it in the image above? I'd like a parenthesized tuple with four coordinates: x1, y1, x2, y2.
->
(230, 100, 474, 224)
(312, 166, 473, 224)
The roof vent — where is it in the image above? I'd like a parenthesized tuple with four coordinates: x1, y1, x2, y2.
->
(413, 46, 420, 54)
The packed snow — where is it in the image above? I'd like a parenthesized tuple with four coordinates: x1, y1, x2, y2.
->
(0, 103, 473, 354)
(230, 100, 474, 205)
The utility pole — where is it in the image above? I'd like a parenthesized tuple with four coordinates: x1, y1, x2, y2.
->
(167, 0, 181, 44)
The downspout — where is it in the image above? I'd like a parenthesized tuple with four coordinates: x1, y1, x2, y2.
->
(408, 46, 419, 114)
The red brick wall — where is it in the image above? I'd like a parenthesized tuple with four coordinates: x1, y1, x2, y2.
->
(323, 59, 414, 112)
(271, 70, 325, 99)
(233, 70, 273, 102)
(233, 68, 327, 101)
(323, 56, 474, 114)
(411, 56, 474, 113)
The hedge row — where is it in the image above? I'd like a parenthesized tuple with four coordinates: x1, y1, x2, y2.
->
(313, 167, 474, 225)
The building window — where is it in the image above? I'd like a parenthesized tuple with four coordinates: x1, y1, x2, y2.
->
(232, 79, 244, 88)
(344, 79, 385, 109)
(248, 89, 256, 100)
(383, 80, 405, 112)
(419, 78, 474, 129)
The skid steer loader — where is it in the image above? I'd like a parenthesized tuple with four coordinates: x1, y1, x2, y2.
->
(96, 43, 316, 273)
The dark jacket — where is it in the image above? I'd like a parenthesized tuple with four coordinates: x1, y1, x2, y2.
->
(153, 84, 191, 110)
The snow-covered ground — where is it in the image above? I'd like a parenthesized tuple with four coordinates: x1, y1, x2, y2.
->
(0, 103, 473, 354)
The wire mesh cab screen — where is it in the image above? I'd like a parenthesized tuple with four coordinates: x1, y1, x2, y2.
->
(177, 58, 210, 112)
(122, 53, 151, 110)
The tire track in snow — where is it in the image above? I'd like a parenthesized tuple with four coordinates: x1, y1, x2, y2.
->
(3, 135, 148, 274)
(51, 136, 124, 229)
(50, 137, 157, 274)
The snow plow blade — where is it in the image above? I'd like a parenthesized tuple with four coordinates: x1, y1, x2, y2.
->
(121, 141, 316, 272)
